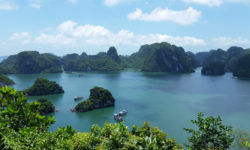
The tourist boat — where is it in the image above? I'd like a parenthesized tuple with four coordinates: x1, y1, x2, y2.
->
(118, 110, 128, 116)
(114, 114, 123, 122)
(74, 96, 83, 101)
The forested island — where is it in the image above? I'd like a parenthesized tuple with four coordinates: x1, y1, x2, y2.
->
(0, 42, 249, 78)
(0, 51, 62, 74)
(196, 46, 250, 77)
(72, 86, 115, 112)
(24, 77, 64, 96)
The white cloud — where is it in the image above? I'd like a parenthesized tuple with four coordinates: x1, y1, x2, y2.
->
(0, 0, 18, 10)
(18, 20, 206, 48)
(9, 32, 31, 45)
(34, 34, 76, 45)
(182, 0, 250, 6)
(212, 37, 250, 46)
(128, 7, 201, 25)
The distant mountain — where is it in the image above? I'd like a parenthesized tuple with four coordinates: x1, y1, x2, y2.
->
(194, 51, 215, 66)
(233, 54, 250, 78)
(0, 51, 62, 74)
(128, 42, 195, 73)
(62, 47, 123, 72)
(199, 47, 250, 76)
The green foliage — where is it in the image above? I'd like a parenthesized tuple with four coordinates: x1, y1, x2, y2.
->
(0, 74, 14, 86)
(68, 122, 182, 150)
(233, 54, 250, 78)
(184, 112, 233, 150)
(74, 86, 115, 112)
(128, 42, 195, 73)
(1, 126, 75, 150)
(24, 77, 64, 96)
(0, 86, 55, 132)
(38, 97, 55, 115)
(0, 51, 62, 74)
(232, 130, 250, 150)
(201, 61, 225, 76)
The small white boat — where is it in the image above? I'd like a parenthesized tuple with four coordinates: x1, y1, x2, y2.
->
(74, 96, 83, 101)
(118, 110, 128, 116)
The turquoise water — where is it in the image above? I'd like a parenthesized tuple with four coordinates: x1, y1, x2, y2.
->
(7, 68, 250, 145)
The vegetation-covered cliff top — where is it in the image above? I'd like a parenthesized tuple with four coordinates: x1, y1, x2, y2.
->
(24, 77, 64, 96)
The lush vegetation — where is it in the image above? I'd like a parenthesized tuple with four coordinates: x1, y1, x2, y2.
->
(0, 74, 14, 86)
(0, 51, 62, 74)
(37, 97, 56, 115)
(24, 77, 64, 96)
(201, 62, 226, 76)
(184, 112, 233, 150)
(1, 86, 248, 149)
(62, 47, 123, 72)
(128, 42, 195, 73)
(233, 54, 250, 78)
(73, 86, 115, 112)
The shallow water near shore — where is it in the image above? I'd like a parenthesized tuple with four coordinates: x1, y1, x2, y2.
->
(8, 68, 250, 145)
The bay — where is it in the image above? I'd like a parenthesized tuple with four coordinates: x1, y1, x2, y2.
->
(7, 68, 250, 145)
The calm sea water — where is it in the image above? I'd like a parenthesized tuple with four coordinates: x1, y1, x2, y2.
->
(7, 68, 250, 145)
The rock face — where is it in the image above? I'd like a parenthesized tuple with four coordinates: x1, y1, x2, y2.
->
(73, 87, 115, 112)
(38, 98, 55, 115)
(201, 62, 226, 76)
(24, 77, 64, 96)
(129, 42, 195, 73)
(107, 47, 121, 64)
(233, 54, 250, 78)
(0, 74, 14, 87)
(0, 51, 62, 74)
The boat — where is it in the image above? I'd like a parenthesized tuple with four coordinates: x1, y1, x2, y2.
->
(114, 114, 123, 122)
(118, 110, 128, 116)
(74, 96, 83, 101)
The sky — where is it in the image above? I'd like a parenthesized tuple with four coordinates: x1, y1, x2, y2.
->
(0, 0, 250, 56)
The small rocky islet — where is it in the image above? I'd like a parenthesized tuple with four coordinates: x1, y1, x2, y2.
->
(71, 86, 115, 112)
